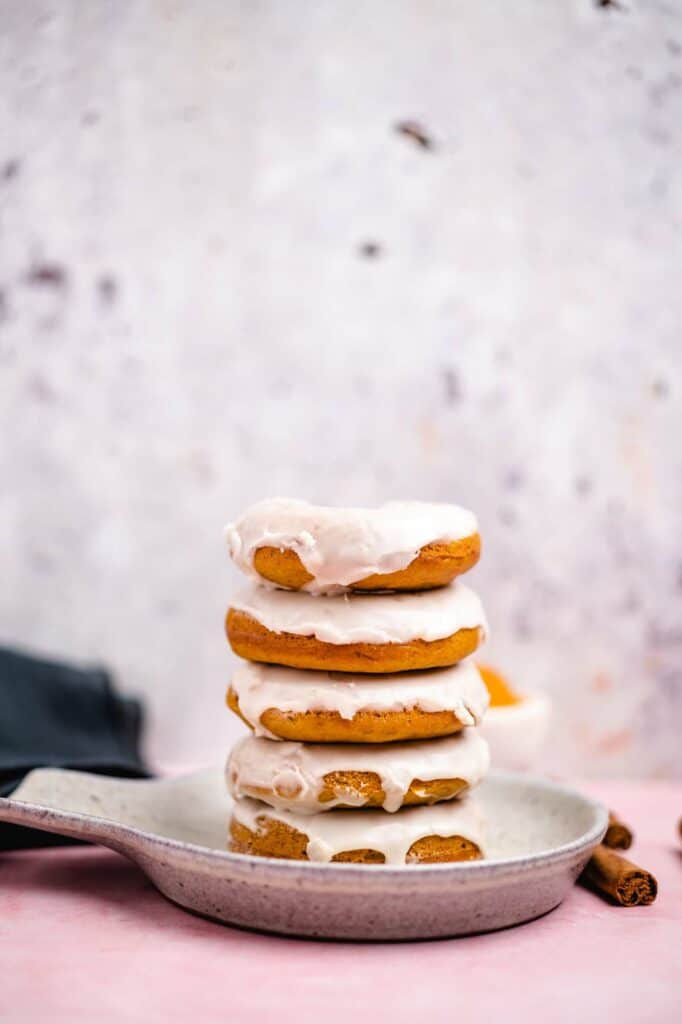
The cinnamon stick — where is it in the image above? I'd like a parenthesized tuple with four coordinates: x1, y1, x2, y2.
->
(603, 811, 633, 850)
(580, 845, 657, 906)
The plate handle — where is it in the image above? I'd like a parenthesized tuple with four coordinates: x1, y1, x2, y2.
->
(0, 768, 146, 853)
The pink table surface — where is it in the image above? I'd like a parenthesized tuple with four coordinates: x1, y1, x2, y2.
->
(1, 779, 680, 1024)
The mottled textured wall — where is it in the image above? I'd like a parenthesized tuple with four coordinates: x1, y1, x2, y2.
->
(1, 0, 680, 775)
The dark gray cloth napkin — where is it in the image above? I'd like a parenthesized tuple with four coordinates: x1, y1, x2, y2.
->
(0, 646, 150, 849)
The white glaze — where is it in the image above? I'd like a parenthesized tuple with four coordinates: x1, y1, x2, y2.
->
(481, 692, 551, 773)
(229, 581, 487, 645)
(227, 730, 490, 814)
(229, 660, 490, 739)
(225, 498, 478, 593)
(231, 794, 485, 864)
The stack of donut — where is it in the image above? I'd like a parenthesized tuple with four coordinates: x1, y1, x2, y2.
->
(223, 498, 491, 866)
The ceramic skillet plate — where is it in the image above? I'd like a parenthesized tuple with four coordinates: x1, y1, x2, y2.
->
(0, 767, 607, 940)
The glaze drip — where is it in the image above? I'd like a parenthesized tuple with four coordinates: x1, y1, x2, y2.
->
(229, 581, 488, 645)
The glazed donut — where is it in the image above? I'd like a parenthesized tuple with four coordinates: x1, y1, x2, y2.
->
(227, 731, 489, 814)
(229, 796, 484, 864)
(226, 583, 487, 674)
(226, 660, 489, 743)
(225, 498, 480, 594)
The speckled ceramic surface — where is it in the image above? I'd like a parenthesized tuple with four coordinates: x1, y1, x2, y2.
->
(0, 768, 607, 940)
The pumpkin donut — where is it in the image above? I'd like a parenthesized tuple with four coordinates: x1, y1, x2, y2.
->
(226, 660, 489, 743)
(226, 583, 487, 674)
(227, 730, 489, 814)
(225, 498, 480, 594)
(229, 796, 484, 864)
